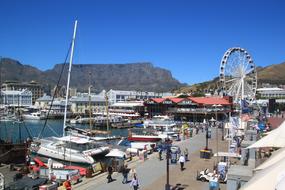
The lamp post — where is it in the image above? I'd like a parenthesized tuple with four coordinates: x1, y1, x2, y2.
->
(209, 117, 216, 159)
(204, 118, 209, 150)
(212, 104, 222, 151)
(165, 142, 171, 190)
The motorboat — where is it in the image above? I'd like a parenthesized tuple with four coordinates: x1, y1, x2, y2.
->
(22, 111, 46, 120)
(144, 115, 177, 130)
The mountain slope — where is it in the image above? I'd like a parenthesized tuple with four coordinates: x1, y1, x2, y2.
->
(0, 58, 184, 93)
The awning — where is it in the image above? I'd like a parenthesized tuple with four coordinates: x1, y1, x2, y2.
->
(214, 152, 241, 158)
(105, 149, 126, 158)
(240, 159, 285, 190)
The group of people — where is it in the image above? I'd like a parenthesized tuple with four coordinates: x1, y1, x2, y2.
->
(107, 164, 139, 190)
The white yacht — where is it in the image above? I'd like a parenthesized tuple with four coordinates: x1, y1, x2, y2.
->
(144, 115, 177, 130)
(22, 111, 46, 120)
(31, 136, 109, 164)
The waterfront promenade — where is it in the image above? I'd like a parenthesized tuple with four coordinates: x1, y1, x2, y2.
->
(75, 128, 227, 190)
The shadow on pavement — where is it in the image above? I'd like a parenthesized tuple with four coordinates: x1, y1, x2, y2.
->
(171, 183, 189, 190)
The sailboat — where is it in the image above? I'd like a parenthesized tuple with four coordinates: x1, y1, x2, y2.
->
(30, 20, 109, 165)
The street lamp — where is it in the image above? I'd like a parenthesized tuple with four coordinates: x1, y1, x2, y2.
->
(165, 142, 171, 190)
(204, 118, 209, 150)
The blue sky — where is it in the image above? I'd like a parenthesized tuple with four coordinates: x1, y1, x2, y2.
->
(1, 0, 285, 85)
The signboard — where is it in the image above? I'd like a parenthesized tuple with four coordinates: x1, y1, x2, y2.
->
(162, 100, 172, 104)
(178, 100, 194, 105)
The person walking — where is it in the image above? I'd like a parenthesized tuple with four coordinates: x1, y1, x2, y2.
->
(130, 167, 137, 178)
(178, 154, 185, 171)
(130, 175, 139, 190)
(158, 148, 163, 160)
(184, 148, 189, 161)
(107, 166, 113, 183)
(121, 164, 129, 184)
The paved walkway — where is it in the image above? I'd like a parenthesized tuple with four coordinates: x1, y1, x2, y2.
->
(144, 128, 228, 190)
(75, 128, 227, 190)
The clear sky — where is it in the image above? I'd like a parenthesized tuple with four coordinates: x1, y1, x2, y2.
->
(1, 0, 285, 85)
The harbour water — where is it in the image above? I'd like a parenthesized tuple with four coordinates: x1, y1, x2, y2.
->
(0, 120, 129, 142)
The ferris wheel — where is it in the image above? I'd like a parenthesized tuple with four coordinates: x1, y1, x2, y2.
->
(219, 47, 257, 103)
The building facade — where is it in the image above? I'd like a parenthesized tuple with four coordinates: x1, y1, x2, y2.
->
(106, 89, 173, 105)
(1, 89, 32, 106)
(257, 87, 285, 99)
(145, 96, 232, 121)
(2, 81, 44, 104)
(69, 95, 106, 114)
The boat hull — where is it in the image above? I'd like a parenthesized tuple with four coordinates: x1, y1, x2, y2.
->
(33, 146, 94, 165)
(128, 135, 161, 142)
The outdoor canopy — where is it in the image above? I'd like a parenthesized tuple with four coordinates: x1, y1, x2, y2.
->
(247, 121, 285, 149)
(240, 158, 285, 190)
(105, 149, 126, 158)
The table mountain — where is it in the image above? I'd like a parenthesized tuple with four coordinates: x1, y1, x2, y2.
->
(0, 58, 184, 93)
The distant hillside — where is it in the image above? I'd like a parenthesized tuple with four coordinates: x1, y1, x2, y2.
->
(0, 58, 184, 93)
(175, 61, 285, 94)
(257, 62, 285, 84)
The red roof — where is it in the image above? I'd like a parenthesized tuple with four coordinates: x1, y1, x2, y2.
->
(151, 98, 165, 103)
(188, 97, 231, 105)
(169, 98, 184, 103)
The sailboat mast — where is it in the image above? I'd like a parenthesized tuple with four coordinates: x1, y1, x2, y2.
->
(63, 20, 78, 136)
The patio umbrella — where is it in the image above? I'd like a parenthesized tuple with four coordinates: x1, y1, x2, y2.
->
(240, 158, 285, 190)
(247, 121, 285, 149)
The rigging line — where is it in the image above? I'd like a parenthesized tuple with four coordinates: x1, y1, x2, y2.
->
(22, 122, 33, 139)
(38, 43, 72, 139)
(46, 123, 60, 137)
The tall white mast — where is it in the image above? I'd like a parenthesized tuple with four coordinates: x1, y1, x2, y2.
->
(63, 20, 78, 136)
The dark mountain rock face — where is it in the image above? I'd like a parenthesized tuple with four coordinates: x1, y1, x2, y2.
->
(0, 58, 184, 93)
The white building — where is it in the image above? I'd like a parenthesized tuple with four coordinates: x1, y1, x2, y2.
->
(105, 89, 173, 105)
(1, 89, 32, 106)
(257, 87, 285, 99)
(69, 95, 106, 114)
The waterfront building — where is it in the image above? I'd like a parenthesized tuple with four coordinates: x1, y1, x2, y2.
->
(69, 95, 106, 114)
(106, 89, 173, 105)
(34, 94, 53, 108)
(145, 96, 232, 121)
(2, 81, 44, 104)
(257, 87, 285, 99)
(109, 101, 144, 117)
(1, 89, 32, 106)
(50, 85, 77, 98)
(35, 95, 71, 117)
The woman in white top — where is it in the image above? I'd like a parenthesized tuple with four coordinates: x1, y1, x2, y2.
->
(178, 155, 185, 171)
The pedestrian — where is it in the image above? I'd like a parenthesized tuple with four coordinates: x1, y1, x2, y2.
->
(107, 165, 113, 183)
(184, 148, 189, 161)
(158, 149, 163, 160)
(121, 164, 129, 184)
(130, 175, 139, 190)
(178, 154, 185, 171)
(130, 167, 137, 178)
